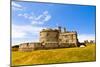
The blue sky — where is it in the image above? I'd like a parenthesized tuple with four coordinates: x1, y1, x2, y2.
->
(12, 1, 96, 45)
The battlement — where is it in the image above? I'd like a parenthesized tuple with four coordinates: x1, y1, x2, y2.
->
(40, 28, 59, 32)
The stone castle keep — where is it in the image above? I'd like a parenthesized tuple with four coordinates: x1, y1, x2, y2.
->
(19, 26, 78, 51)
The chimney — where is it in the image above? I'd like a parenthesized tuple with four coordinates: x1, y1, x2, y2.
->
(64, 27, 66, 32)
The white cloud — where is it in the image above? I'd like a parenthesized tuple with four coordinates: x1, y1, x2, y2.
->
(12, 2, 22, 7)
(32, 11, 51, 24)
(18, 13, 29, 18)
(35, 15, 43, 20)
(12, 24, 46, 45)
(12, 29, 26, 38)
(12, 24, 45, 38)
(34, 11, 51, 23)
(78, 34, 95, 42)
(43, 11, 48, 15)
(18, 11, 51, 25)
(12, 2, 25, 10)
(12, 24, 95, 45)
(12, 5, 52, 45)
(44, 15, 51, 21)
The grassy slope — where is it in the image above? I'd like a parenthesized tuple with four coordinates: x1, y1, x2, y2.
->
(12, 44, 96, 66)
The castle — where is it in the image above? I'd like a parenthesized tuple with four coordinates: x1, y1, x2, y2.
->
(19, 26, 79, 51)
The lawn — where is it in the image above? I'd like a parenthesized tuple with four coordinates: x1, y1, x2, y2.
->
(12, 44, 96, 66)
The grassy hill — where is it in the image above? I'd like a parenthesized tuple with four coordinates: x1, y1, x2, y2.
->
(12, 44, 96, 66)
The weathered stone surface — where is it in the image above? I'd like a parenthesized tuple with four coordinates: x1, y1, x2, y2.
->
(59, 43, 69, 48)
(40, 29, 59, 43)
(44, 42, 59, 49)
(18, 26, 79, 51)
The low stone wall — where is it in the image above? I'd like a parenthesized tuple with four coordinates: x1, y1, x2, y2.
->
(44, 42, 59, 49)
(19, 42, 43, 51)
(29, 42, 43, 50)
(19, 43, 30, 51)
(19, 42, 77, 51)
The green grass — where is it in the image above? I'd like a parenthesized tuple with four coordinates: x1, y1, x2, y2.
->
(12, 44, 96, 66)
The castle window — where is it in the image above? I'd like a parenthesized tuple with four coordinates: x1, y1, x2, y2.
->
(46, 33, 49, 36)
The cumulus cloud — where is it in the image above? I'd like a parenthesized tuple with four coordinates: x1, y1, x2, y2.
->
(78, 34, 95, 42)
(12, 2, 25, 10)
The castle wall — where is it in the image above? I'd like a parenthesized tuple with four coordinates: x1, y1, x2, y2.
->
(29, 42, 43, 50)
(59, 43, 70, 48)
(19, 42, 43, 51)
(40, 29, 59, 43)
(18, 42, 77, 51)
(19, 43, 31, 51)
(59, 32, 78, 47)
(18, 27, 79, 51)
(44, 42, 59, 49)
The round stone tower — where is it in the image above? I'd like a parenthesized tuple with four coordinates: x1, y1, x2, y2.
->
(40, 29, 59, 44)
